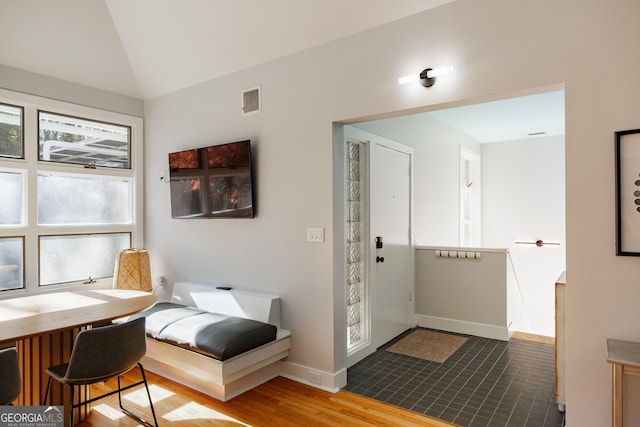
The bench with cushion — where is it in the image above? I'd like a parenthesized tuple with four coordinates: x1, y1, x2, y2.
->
(130, 282, 291, 401)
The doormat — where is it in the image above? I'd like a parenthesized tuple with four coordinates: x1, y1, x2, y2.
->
(386, 329, 468, 363)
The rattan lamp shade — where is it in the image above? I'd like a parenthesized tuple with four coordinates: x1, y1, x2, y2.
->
(113, 248, 152, 292)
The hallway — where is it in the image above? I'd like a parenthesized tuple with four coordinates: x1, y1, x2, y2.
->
(345, 329, 565, 427)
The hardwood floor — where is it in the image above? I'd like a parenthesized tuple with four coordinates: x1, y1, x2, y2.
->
(78, 369, 459, 426)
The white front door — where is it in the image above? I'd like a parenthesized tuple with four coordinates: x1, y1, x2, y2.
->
(371, 142, 413, 349)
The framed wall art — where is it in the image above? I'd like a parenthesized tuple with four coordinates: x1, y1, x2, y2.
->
(616, 128, 640, 255)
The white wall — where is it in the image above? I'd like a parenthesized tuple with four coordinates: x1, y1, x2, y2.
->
(415, 247, 510, 340)
(0, 64, 143, 117)
(142, 2, 640, 424)
(6, 0, 640, 424)
(143, 57, 343, 387)
(482, 136, 566, 337)
(354, 113, 480, 246)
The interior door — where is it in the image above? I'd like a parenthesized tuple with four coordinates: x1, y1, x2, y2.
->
(371, 142, 413, 348)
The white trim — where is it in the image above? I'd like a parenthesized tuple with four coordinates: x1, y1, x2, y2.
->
(416, 314, 511, 341)
(279, 361, 345, 392)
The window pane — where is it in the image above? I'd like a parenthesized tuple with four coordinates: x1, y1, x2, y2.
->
(38, 174, 132, 225)
(170, 177, 205, 218)
(40, 233, 130, 286)
(207, 142, 250, 168)
(169, 149, 201, 169)
(0, 103, 23, 159)
(0, 171, 23, 225)
(209, 175, 253, 215)
(38, 111, 130, 168)
(0, 237, 24, 290)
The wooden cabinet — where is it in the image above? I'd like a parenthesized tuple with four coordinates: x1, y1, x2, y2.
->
(607, 338, 640, 427)
(555, 271, 566, 412)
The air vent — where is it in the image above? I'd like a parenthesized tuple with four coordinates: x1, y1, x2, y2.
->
(241, 85, 261, 116)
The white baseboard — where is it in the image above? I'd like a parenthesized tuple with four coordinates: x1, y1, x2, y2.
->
(279, 360, 346, 393)
(416, 314, 511, 341)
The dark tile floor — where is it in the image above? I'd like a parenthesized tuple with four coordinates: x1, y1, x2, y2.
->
(345, 328, 565, 427)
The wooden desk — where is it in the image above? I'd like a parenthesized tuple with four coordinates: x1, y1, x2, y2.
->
(0, 289, 156, 423)
(607, 338, 640, 427)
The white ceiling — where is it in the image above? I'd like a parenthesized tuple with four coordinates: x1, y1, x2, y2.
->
(0, 0, 453, 100)
(0, 0, 564, 142)
(428, 90, 565, 143)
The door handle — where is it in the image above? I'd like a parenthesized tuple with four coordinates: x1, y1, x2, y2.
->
(376, 256, 385, 263)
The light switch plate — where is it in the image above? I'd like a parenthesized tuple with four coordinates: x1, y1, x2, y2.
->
(307, 227, 324, 242)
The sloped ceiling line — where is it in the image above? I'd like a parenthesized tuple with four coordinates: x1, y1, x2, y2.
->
(0, 0, 453, 100)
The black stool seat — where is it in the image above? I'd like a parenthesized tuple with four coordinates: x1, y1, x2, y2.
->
(0, 347, 21, 405)
(43, 317, 158, 426)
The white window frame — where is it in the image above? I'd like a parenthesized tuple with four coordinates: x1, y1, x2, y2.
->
(0, 88, 144, 295)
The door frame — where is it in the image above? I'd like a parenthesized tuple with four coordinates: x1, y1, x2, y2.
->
(344, 125, 415, 367)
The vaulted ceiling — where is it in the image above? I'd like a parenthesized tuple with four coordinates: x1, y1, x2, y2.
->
(1, 0, 565, 142)
(0, 0, 453, 100)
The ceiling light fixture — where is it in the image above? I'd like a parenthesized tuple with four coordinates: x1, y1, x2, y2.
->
(398, 66, 453, 87)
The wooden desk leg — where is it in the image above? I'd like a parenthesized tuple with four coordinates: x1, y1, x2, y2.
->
(612, 363, 623, 427)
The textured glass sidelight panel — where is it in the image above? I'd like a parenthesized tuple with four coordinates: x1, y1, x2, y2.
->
(0, 103, 23, 159)
(0, 237, 24, 290)
(347, 222, 360, 243)
(0, 171, 23, 225)
(348, 263, 360, 285)
(40, 233, 130, 286)
(348, 180, 360, 201)
(346, 140, 365, 350)
(348, 201, 360, 222)
(347, 304, 361, 326)
(38, 174, 131, 225)
(348, 282, 361, 304)
(349, 323, 361, 343)
(348, 242, 360, 263)
(348, 141, 360, 160)
(348, 159, 360, 181)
